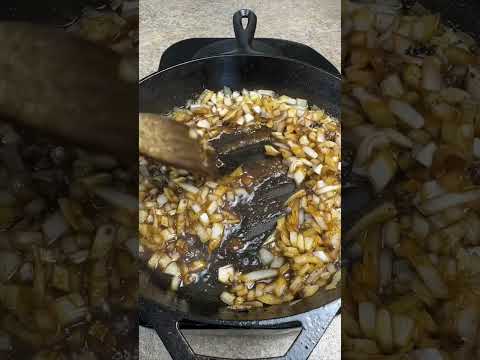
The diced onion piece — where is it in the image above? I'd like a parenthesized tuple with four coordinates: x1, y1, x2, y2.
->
(303, 146, 318, 159)
(220, 291, 235, 305)
(242, 269, 278, 282)
(381, 73, 404, 98)
(259, 248, 274, 266)
(94, 187, 138, 211)
(358, 301, 376, 338)
(156, 194, 168, 207)
(164, 262, 180, 277)
(170, 276, 182, 291)
(270, 256, 285, 269)
(50, 294, 88, 327)
(353, 88, 396, 127)
(422, 56, 443, 91)
(375, 308, 393, 353)
(265, 145, 280, 156)
(440, 87, 471, 103)
(90, 224, 115, 259)
(382, 128, 413, 148)
(293, 168, 306, 185)
(412, 14, 439, 42)
(414, 142, 437, 167)
(418, 189, 480, 215)
(218, 265, 234, 284)
(383, 220, 400, 248)
(257, 294, 283, 305)
(421, 180, 446, 201)
(42, 211, 69, 245)
(388, 99, 424, 129)
(177, 182, 199, 194)
(199, 213, 209, 226)
(345, 202, 397, 243)
(412, 213, 430, 240)
(392, 313, 415, 348)
(313, 250, 330, 263)
(211, 223, 224, 240)
(355, 132, 389, 167)
(367, 149, 397, 193)
(414, 258, 449, 298)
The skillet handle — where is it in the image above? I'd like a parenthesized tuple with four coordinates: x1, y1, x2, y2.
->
(141, 298, 340, 360)
(232, 9, 258, 54)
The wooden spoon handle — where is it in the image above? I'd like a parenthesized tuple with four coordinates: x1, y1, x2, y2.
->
(139, 113, 218, 177)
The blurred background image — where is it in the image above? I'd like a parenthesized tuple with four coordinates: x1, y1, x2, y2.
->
(0, 1, 138, 359)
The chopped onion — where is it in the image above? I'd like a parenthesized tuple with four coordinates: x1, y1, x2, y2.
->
(355, 132, 390, 167)
(42, 212, 70, 245)
(258, 248, 274, 266)
(270, 256, 285, 269)
(382, 220, 400, 248)
(94, 187, 137, 212)
(90, 224, 115, 259)
(388, 99, 425, 129)
(414, 259, 449, 298)
(170, 275, 181, 291)
(392, 313, 415, 348)
(412, 213, 430, 240)
(418, 189, 480, 215)
(313, 250, 330, 262)
(381, 73, 404, 98)
(358, 301, 376, 338)
(218, 265, 234, 284)
(414, 142, 437, 167)
(211, 223, 224, 240)
(382, 128, 413, 148)
(242, 269, 278, 282)
(164, 261, 180, 277)
(367, 149, 397, 193)
(345, 202, 397, 243)
(50, 294, 88, 327)
(422, 56, 443, 91)
(220, 291, 235, 305)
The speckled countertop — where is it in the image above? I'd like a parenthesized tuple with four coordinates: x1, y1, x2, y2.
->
(139, 0, 340, 359)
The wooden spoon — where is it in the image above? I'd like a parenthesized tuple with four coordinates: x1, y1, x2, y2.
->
(139, 113, 220, 177)
(0, 22, 137, 163)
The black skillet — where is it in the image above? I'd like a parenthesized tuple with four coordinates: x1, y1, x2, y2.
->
(139, 9, 341, 360)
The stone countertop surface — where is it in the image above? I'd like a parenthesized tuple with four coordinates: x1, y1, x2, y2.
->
(139, 0, 340, 359)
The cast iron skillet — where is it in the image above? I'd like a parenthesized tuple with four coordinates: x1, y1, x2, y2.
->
(139, 9, 341, 360)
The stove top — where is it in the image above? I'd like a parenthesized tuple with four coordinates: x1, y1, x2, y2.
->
(158, 37, 340, 76)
